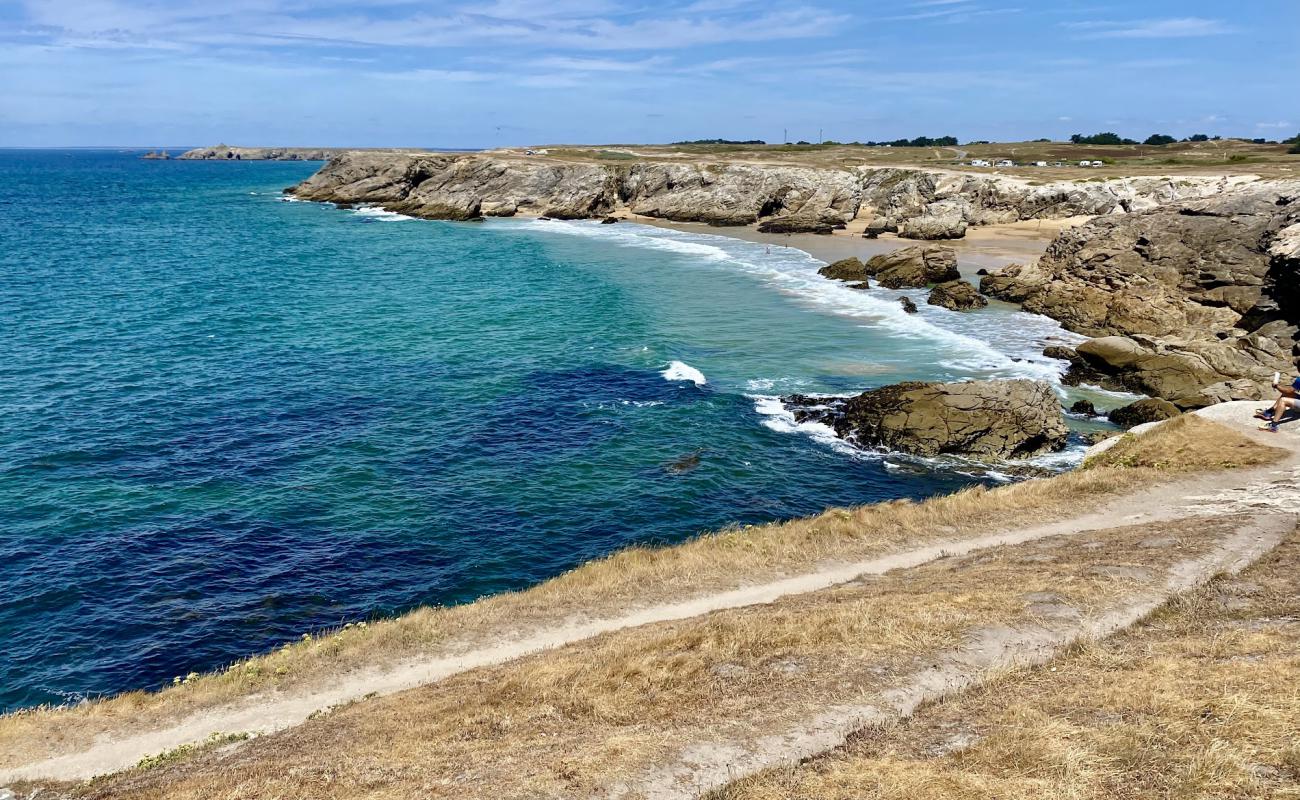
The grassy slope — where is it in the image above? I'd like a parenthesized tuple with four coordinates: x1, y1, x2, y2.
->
(712, 533, 1300, 800)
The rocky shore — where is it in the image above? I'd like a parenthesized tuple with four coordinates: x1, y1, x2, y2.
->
(983, 180, 1300, 408)
(286, 151, 1250, 239)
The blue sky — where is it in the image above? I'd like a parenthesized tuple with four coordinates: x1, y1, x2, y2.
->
(2, 0, 1297, 147)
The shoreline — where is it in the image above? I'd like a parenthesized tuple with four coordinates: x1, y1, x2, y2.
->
(622, 214, 1073, 278)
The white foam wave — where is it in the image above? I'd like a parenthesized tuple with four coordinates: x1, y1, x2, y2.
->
(353, 206, 412, 221)
(755, 394, 1089, 477)
(662, 360, 707, 385)
(508, 219, 1079, 386)
(751, 395, 865, 457)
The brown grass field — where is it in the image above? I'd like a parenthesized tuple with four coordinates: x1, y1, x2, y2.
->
(712, 530, 1300, 800)
(512, 138, 1300, 181)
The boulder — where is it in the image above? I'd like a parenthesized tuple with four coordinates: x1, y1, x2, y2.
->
(1044, 345, 1125, 391)
(972, 183, 1300, 407)
(1069, 400, 1098, 416)
(866, 246, 961, 289)
(980, 263, 1040, 303)
(756, 216, 837, 234)
(784, 379, 1068, 458)
(863, 218, 889, 238)
(1075, 335, 1273, 409)
(1108, 398, 1181, 427)
(899, 296, 918, 314)
(927, 280, 988, 311)
(818, 257, 869, 281)
(898, 200, 969, 240)
(600, 216, 619, 224)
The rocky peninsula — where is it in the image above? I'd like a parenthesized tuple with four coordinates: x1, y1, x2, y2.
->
(286, 150, 1252, 238)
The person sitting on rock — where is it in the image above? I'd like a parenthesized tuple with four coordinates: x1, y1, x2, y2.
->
(1256, 373, 1300, 432)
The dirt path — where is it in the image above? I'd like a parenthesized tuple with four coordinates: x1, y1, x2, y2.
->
(614, 512, 1297, 799)
(3, 405, 1295, 786)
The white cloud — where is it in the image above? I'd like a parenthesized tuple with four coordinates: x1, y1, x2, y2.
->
(1067, 17, 1235, 39)
(15, 0, 845, 52)
(1255, 121, 1295, 129)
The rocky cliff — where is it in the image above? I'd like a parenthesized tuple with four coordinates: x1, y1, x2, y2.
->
(287, 151, 1248, 237)
(983, 180, 1300, 407)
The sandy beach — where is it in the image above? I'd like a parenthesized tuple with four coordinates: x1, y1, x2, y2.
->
(626, 213, 1077, 280)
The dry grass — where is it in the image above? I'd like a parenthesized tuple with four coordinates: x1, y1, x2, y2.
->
(17, 515, 1243, 799)
(1087, 414, 1282, 472)
(0, 416, 1283, 770)
(711, 532, 1300, 800)
(517, 139, 1300, 180)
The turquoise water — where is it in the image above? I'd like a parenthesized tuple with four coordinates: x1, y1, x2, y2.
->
(0, 150, 1099, 711)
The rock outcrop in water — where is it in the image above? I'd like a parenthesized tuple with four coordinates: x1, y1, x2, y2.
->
(864, 246, 960, 289)
(818, 257, 869, 281)
(927, 280, 988, 311)
(984, 181, 1300, 408)
(286, 151, 1246, 237)
(785, 379, 1068, 458)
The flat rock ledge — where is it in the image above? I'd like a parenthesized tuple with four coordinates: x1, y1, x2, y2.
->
(786, 379, 1068, 459)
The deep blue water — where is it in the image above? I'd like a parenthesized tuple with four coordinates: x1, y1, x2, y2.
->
(0, 150, 1101, 711)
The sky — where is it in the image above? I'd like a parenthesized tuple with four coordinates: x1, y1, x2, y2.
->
(1, 0, 1297, 148)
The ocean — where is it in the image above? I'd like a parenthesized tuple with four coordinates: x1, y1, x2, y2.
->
(0, 149, 1114, 711)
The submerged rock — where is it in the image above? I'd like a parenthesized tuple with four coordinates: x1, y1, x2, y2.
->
(927, 280, 988, 311)
(865, 246, 960, 289)
(665, 452, 702, 474)
(899, 297, 919, 314)
(785, 379, 1068, 458)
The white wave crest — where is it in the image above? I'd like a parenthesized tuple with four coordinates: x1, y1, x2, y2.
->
(751, 395, 863, 456)
(353, 206, 412, 221)
(661, 360, 707, 385)
(506, 219, 1081, 386)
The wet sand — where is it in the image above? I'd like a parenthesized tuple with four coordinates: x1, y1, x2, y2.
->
(626, 215, 1084, 280)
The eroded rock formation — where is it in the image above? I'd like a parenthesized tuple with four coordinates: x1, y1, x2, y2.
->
(785, 379, 1068, 458)
(286, 151, 1246, 237)
(928, 280, 988, 311)
(865, 246, 960, 289)
(986, 181, 1300, 407)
